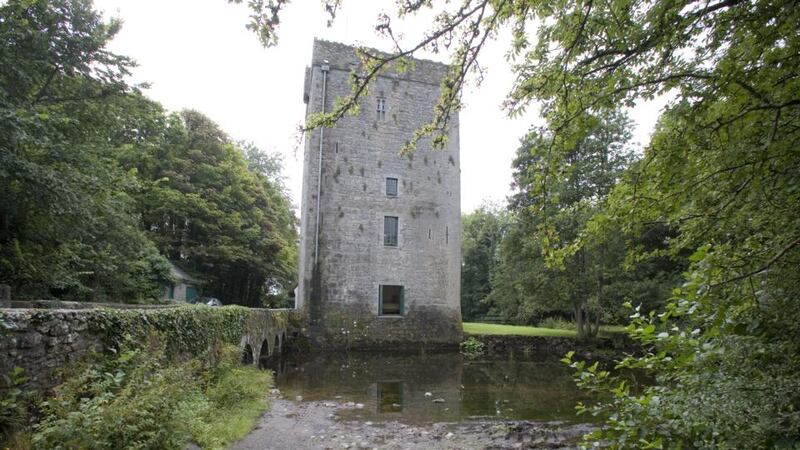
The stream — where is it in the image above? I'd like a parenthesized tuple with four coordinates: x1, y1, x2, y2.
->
(268, 351, 595, 424)
(230, 351, 598, 449)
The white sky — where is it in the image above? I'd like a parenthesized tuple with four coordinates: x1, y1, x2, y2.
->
(94, 0, 667, 213)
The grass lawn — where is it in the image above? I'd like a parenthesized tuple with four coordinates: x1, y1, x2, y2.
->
(462, 322, 627, 338)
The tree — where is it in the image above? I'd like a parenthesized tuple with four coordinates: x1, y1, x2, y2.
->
(487, 109, 645, 336)
(0, 0, 299, 306)
(466, 110, 681, 333)
(0, 0, 170, 300)
(460, 204, 509, 322)
(118, 110, 298, 307)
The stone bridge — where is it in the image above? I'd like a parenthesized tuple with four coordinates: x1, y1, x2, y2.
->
(238, 308, 299, 364)
(0, 304, 304, 392)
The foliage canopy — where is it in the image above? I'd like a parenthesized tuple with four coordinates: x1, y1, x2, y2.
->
(0, 0, 298, 306)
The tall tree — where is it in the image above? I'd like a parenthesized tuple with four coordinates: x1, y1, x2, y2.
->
(460, 204, 509, 321)
(486, 110, 646, 336)
(118, 110, 298, 307)
(0, 0, 299, 306)
(0, 0, 169, 300)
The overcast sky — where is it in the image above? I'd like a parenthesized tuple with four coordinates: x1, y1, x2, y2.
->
(93, 0, 667, 213)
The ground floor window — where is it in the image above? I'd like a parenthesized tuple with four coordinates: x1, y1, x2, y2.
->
(379, 285, 404, 315)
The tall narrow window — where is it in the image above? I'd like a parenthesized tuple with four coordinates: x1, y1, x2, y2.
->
(379, 285, 404, 315)
(384, 216, 398, 246)
(377, 98, 386, 120)
(386, 177, 398, 197)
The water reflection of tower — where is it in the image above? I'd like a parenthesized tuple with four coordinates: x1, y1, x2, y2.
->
(363, 353, 465, 422)
(272, 352, 465, 422)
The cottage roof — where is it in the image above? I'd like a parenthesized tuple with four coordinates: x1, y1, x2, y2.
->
(168, 262, 201, 284)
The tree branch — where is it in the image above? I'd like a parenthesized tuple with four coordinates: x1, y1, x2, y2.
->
(711, 236, 800, 288)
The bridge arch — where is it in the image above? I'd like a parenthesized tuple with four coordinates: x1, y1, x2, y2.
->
(238, 308, 292, 365)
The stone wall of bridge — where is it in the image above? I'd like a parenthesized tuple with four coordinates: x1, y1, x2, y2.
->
(0, 305, 303, 392)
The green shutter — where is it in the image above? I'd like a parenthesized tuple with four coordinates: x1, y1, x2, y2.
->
(400, 286, 405, 315)
(378, 285, 383, 314)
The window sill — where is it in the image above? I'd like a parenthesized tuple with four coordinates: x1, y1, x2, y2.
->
(377, 314, 404, 319)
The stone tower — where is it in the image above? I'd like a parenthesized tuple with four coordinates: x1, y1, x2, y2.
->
(297, 39, 461, 348)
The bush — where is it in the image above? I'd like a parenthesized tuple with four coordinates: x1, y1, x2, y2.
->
(538, 317, 576, 331)
(33, 341, 196, 449)
(30, 338, 270, 450)
(0, 367, 32, 447)
(459, 336, 485, 359)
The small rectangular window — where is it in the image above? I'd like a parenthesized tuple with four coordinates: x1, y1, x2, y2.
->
(377, 98, 386, 120)
(386, 177, 398, 197)
(379, 285, 404, 315)
(384, 216, 398, 246)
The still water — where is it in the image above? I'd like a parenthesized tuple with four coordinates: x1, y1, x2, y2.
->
(264, 352, 595, 425)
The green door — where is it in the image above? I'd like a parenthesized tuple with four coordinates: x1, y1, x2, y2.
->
(185, 285, 199, 302)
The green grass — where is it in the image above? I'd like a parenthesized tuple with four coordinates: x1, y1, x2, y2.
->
(600, 324, 627, 334)
(462, 322, 628, 338)
(194, 366, 273, 449)
(199, 397, 270, 449)
(463, 322, 577, 337)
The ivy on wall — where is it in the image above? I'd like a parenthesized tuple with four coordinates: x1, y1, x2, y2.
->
(86, 306, 291, 357)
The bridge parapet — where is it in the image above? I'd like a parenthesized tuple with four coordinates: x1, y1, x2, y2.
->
(0, 306, 303, 393)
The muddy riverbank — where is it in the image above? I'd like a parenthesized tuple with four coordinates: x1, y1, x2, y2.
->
(230, 394, 595, 449)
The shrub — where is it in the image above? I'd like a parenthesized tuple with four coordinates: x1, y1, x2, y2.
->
(203, 342, 270, 412)
(0, 367, 32, 448)
(33, 339, 198, 450)
(459, 336, 485, 359)
(538, 317, 576, 331)
(31, 338, 270, 450)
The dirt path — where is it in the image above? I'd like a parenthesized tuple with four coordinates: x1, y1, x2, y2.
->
(229, 393, 594, 450)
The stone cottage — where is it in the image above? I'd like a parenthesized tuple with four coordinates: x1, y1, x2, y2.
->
(296, 39, 462, 348)
(164, 262, 200, 302)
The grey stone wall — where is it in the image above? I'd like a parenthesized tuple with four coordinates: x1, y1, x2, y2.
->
(0, 307, 300, 393)
(297, 39, 462, 348)
(0, 309, 101, 391)
(467, 334, 640, 361)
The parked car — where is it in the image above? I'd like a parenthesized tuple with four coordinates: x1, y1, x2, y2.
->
(193, 296, 222, 307)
